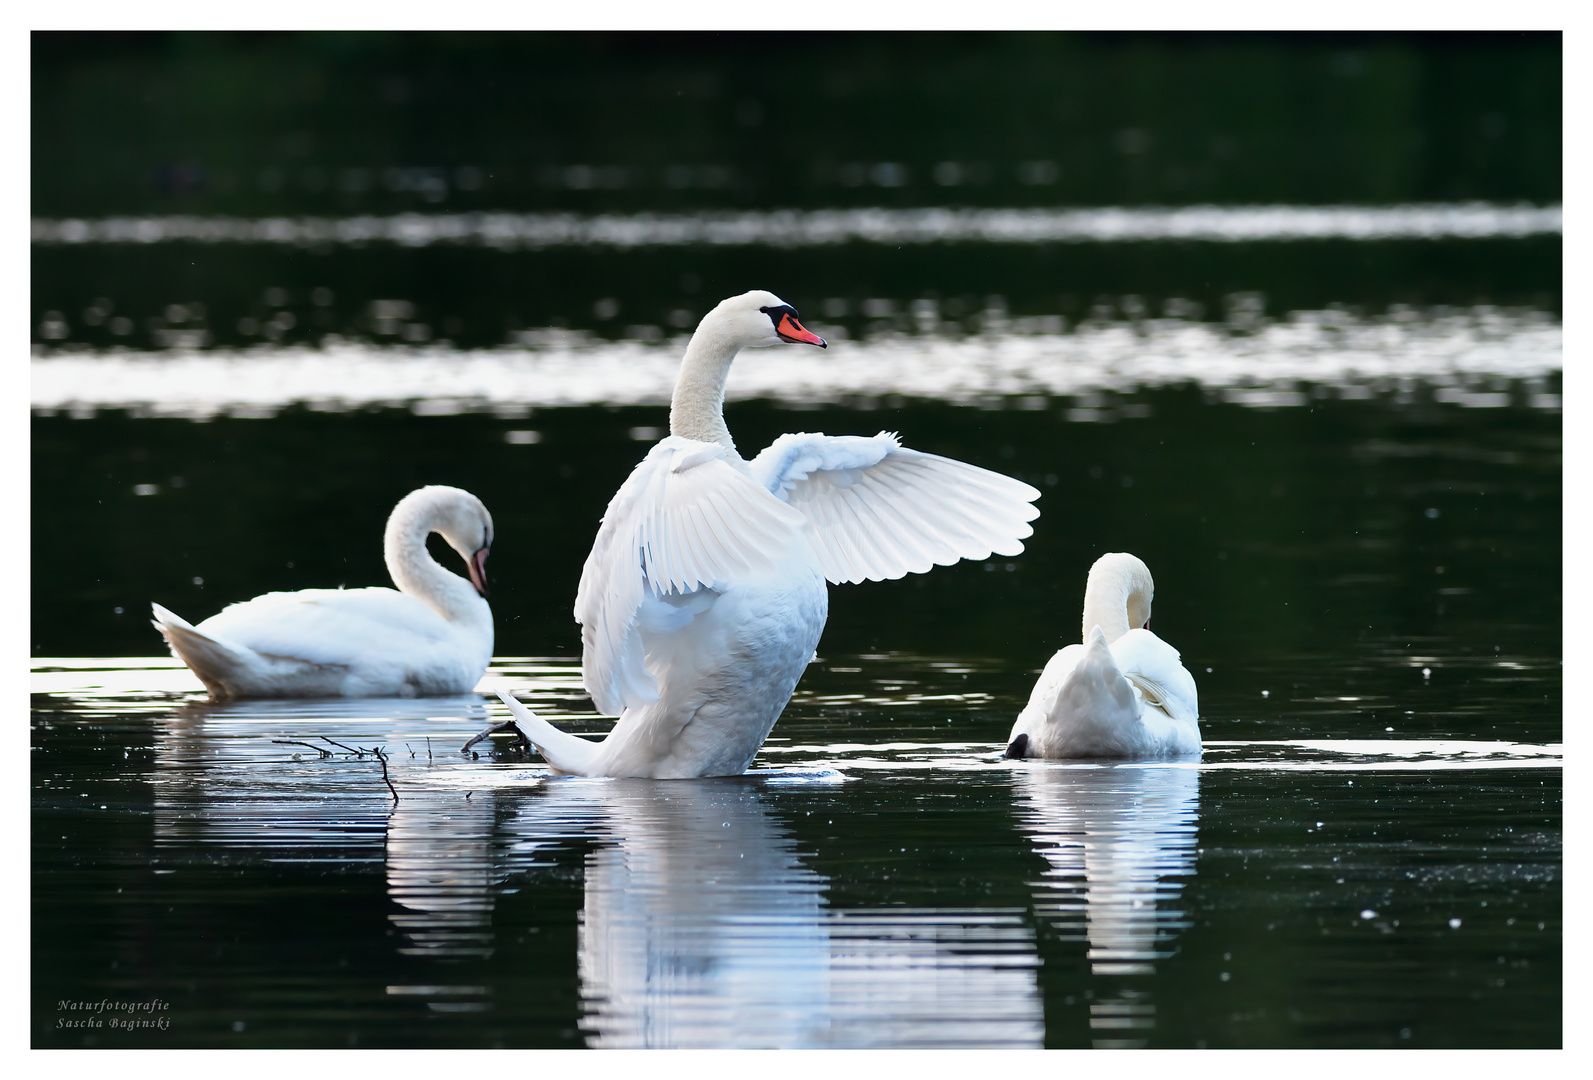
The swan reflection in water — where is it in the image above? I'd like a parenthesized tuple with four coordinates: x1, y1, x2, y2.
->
(515, 777, 1043, 1048)
(147, 700, 1043, 1046)
(1011, 763, 1201, 1048)
(151, 694, 517, 962)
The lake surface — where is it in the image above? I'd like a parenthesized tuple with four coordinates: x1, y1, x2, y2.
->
(33, 653, 1560, 1049)
(32, 381, 1561, 1048)
(31, 31, 1560, 1051)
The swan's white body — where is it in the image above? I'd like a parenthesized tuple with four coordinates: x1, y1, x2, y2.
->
(152, 485, 494, 700)
(1006, 552, 1199, 759)
(497, 289, 1041, 779)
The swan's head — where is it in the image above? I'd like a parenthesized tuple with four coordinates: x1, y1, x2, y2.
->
(1081, 552, 1155, 642)
(700, 289, 826, 351)
(391, 485, 495, 597)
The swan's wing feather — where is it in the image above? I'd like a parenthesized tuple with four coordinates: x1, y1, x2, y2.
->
(1113, 628, 1200, 721)
(576, 435, 808, 716)
(750, 431, 1042, 585)
(197, 587, 453, 667)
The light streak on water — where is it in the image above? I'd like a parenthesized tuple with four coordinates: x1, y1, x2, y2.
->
(31, 307, 1561, 420)
(29, 202, 1562, 249)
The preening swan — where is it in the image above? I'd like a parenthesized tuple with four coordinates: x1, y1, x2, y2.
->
(1005, 552, 1199, 759)
(152, 485, 494, 700)
(496, 289, 1041, 778)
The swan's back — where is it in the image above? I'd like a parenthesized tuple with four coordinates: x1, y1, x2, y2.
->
(1009, 629, 1200, 759)
(201, 586, 470, 657)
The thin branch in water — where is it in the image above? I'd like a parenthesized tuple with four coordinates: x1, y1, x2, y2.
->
(461, 720, 532, 755)
(363, 745, 399, 803)
(273, 739, 332, 758)
(426, 737, 432, 761)
(319, 736, 363, 756)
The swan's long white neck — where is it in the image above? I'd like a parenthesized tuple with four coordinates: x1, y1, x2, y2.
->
(1079, 553, 1154, 644)
(669, 319, 743, 451)
(384, 498, 490, 632)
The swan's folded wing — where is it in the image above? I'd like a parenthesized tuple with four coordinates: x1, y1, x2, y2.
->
(749, 431, 1042, 585)
(1113, 628, 1200, 721)
(198, 587, 455, 666)
(575, 435, 808, 717)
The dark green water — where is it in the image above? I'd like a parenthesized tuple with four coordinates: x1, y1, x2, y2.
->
(31, 31, 1560, 1050)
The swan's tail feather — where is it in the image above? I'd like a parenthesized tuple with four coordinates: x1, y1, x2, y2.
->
(494, 687, 602, 776)
(150, 602, 246, 698)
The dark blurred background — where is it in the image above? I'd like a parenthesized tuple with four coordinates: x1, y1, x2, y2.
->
(32, 31, 1562, 216)
(29, 32, 1565, 352)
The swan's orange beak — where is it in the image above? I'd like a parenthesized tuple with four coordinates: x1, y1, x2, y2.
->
(468, 547, 490, 597)
(776, 312, 826, 347)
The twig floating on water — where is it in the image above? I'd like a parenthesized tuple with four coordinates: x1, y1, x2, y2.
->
(461, 720, 532, 755)
(273, 739, 333, 758)
(320, 736, 363, 756)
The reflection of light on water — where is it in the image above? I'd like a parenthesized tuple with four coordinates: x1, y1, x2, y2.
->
(29, 202, 1562, 248)
(1200, 740, 1562, 770)
(1012, 764, 1200, 1049)
(88, 645, 1042, 1046)
(386, 792, 499, 960)
(530, 778, 1043, 1048)
(31, 307, 1560, 419)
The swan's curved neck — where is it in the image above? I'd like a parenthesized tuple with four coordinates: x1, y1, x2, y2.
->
(669, 321, 741, 451)
(384, 503, 489, 630)
(1080, 562, 1146, 644)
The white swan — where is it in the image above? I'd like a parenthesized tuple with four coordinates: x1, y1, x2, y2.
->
(496, 289, 1041, 778)
(1005, 552, 1199, 759)
(151, 485, 494, 700)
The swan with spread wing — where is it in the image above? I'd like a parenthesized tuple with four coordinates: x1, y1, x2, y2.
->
(497, 289, 1040, 777)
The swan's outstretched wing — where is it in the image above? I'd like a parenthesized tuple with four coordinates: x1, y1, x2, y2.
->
(576, 435, 809, 716)
(749, 431, 1042, 585)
